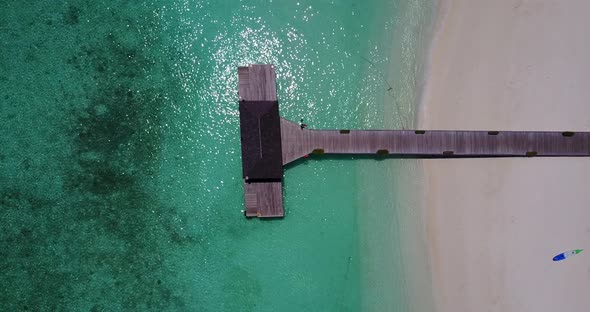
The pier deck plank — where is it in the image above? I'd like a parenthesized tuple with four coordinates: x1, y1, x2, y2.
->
(281, 119, 590, 164)
(238, 65, 284, 218)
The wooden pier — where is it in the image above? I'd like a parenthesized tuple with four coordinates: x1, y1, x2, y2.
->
(238, 65, 284, 217)
(238, 64, 590, 218)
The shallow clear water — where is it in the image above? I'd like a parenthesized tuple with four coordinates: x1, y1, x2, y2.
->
(0, 0, 433, 310)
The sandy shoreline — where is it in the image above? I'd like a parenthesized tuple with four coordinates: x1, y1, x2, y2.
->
(419, 0, 590, 311)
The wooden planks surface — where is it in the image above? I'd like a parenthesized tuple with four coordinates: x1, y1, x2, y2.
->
(243, 182, 283, 217)
(238, 65, 277, 101)
(238, 65, 284, 218)
(281, 118, 590, 164)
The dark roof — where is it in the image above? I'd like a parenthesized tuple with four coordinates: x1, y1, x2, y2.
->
(239, 100, 283, 181)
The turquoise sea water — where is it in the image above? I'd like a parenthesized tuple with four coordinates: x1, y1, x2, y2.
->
(1, 0, 434, 311)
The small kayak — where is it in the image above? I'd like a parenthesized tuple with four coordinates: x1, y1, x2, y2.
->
(553, 249, 583, 262)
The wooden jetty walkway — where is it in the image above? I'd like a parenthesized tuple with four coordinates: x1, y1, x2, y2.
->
(238, 64, 590, 218)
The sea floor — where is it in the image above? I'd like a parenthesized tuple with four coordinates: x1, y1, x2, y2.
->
(0, 1, 433, 310)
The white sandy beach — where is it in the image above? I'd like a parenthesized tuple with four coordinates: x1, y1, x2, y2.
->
(419, 0, 590, 311)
